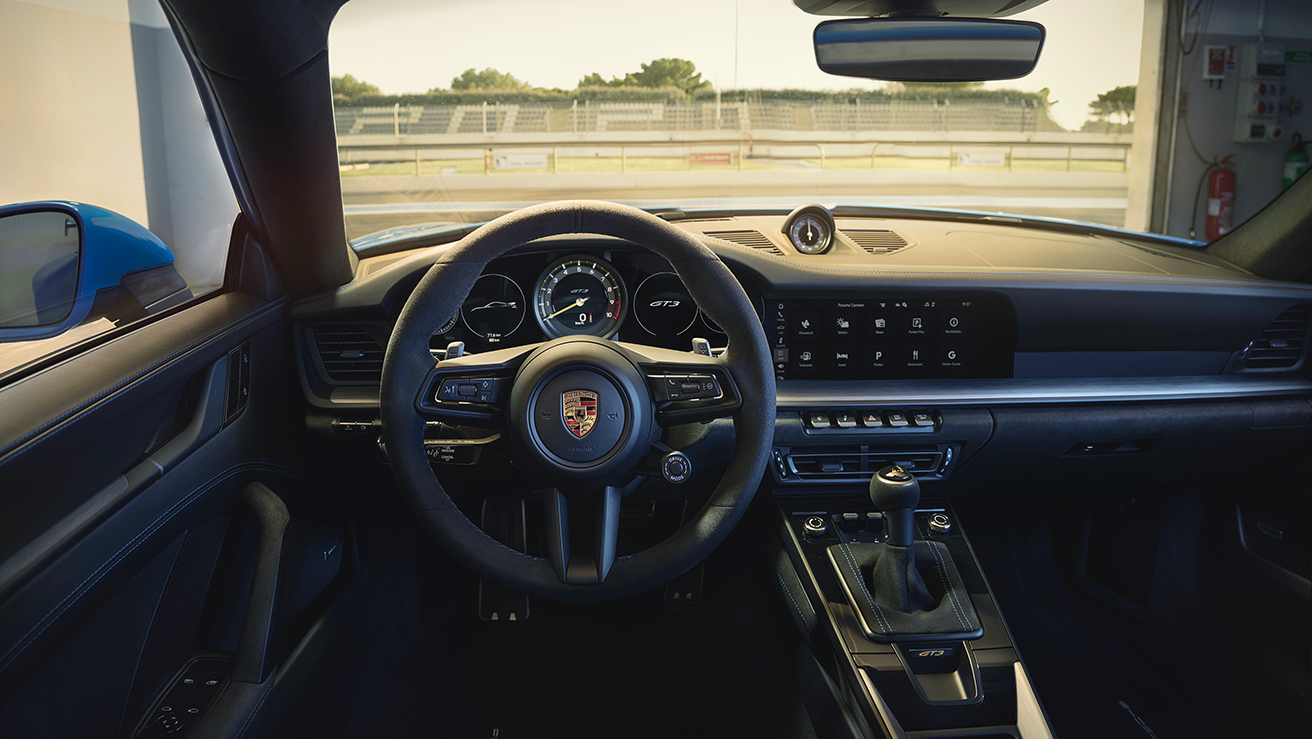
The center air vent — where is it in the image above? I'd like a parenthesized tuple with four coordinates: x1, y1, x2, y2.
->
(705, 230, 784, 256)
(782, 447, 943, 482)
(313, 324, 384, 383)
(842, 229, 909, 254)
(1241, 305, 1310, 370)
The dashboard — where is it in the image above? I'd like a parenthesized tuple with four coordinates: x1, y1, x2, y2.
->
(426, 248, 739, 355)
(294, 206, 1312, 499)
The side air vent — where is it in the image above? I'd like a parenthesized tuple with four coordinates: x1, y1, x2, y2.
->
(313, 324, 384, 382)
(1241, 305, 1311, 370)
(705, 230, 785, 256)
(842, 229, 909, 254)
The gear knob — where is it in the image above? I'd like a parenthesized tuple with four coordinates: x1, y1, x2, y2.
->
(870, 465, 920, 547)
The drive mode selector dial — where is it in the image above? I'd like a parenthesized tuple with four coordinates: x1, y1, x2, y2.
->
(534, 255, 627, 339)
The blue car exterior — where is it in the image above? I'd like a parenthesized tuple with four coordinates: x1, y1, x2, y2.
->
(0, 201, 181, 343)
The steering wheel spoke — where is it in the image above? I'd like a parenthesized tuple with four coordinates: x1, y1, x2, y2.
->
(617, 342, 743, 426)
(543, 485, 622, 585)
(416, 342, 542, 426)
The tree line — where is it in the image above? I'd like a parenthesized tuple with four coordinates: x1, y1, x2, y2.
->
(331, 59, 1135, 131)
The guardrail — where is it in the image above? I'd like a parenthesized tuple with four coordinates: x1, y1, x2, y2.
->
(335, 131, 1132, 175)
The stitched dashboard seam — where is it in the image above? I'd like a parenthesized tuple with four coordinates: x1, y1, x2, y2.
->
(0, 298, 287, 462)
(235, 677, 278, 739)
(928, 542, 969, 631)
(838, 542, 892, 634)
(0, 463, 304, 674)
(777, 572, 810, 627)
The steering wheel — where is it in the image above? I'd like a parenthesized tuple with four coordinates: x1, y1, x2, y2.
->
(380, 201, 775, 601)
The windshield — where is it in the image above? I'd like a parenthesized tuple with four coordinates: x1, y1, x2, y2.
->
(328, 0, 1301, 248)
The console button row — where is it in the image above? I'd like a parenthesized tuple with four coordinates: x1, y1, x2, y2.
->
(436, 377, 502, 404)
(805, 410, 937, 430)
(649, 374, 720, 401)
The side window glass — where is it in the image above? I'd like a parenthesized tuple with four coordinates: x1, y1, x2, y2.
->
(0, 2, 237, 378)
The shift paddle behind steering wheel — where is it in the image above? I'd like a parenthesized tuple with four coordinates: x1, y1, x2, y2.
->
(380, 201, 774, 601)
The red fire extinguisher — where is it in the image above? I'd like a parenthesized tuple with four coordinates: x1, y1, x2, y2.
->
(1205, 155, 1236, 240)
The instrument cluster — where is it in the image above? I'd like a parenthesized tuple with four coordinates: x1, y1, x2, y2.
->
(430, 249, 734, 353)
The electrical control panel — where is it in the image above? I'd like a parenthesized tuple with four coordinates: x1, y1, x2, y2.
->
(1233, 42, 1287, 144)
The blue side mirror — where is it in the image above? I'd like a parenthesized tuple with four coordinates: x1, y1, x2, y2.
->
(0, 201, 193, 343)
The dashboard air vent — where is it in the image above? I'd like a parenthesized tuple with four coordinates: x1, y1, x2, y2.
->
(705, 230, 784, 256)
(313, 324, 384, 382)
(783, 447, 943, 482)
(1242, 305, 1311, 370)
(843, 229, 909, 254)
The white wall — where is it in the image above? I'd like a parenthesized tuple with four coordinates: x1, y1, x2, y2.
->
(0, 0, 151, 223)
(0, 0, 237, 292)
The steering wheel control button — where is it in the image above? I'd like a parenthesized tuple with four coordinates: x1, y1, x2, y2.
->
(803, 515, 827, 537)
(436, 377, 502, 404)
(648, 374, 720, 402)
(660, 451, 692, 483)
(929, 513, 952, 536)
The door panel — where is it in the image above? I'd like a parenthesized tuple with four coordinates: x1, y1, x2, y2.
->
(0, 292, 280, 565)
(0, 279, 350, 736)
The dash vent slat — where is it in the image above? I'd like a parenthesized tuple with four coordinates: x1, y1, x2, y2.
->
(842, 229, 909, 254)
(1242, 305, 1310, 370)
(314, 324, 384, 382)
(705, 230, 784, 256)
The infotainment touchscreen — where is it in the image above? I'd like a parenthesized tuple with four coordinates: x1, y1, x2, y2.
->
(766, 295, 1013, 380)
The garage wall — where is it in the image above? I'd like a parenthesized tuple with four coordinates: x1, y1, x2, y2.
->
(1165, 0, 1312, 243)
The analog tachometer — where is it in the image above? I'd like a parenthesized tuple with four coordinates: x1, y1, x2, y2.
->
(533, 255, 627, 338)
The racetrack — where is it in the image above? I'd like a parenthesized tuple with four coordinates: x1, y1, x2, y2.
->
(341, 169, 1129, 240)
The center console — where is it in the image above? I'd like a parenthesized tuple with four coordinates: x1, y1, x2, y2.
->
(776, 487, 1054, 738)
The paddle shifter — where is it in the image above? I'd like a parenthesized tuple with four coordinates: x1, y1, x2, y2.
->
(867, 465, 932, 613)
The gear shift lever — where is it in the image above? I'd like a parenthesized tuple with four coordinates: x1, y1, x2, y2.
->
(867, 465, 930, 613)
(869, 464, 919, 547)
(824, 464, 982, 638)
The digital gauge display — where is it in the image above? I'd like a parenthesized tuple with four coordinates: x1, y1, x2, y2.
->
(533, 255, 627, 338)
(460, 274, 526, 344)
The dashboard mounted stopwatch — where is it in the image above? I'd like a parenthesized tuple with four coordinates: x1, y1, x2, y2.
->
(782, 204, 835, 255)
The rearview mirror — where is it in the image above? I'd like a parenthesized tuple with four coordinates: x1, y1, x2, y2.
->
(0, 202, 191, 343)
(813, 17, 1045, 82)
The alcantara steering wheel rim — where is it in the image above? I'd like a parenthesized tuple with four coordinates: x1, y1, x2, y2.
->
(380, 200, 775, 601)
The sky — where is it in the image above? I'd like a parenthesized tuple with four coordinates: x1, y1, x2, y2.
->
(328, 0, 1145, 131)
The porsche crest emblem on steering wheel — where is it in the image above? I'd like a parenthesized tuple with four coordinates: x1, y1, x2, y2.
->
(561, 389, 599, 438)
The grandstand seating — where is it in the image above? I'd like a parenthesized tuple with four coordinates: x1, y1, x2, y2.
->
(333, 98, 1057, 137)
